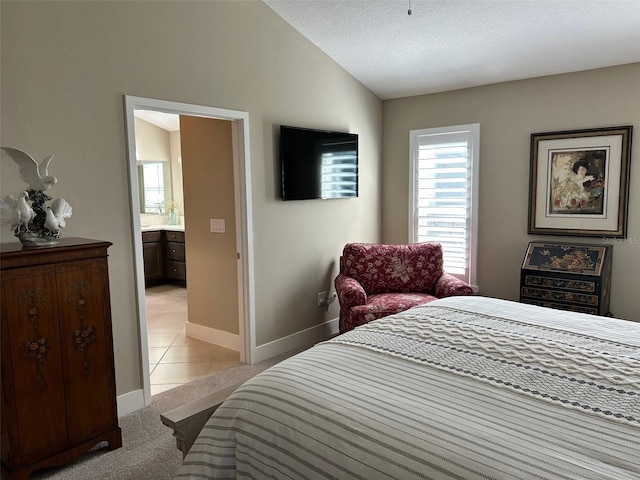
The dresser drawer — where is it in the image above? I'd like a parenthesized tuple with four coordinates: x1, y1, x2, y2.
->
(521, 287, 599, 306)
(522, 274, 596, 292)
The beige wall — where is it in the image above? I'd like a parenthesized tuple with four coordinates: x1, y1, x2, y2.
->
(169, 130, 184, 217)
(382, 63, 640, 321)
(0, 1, 382, 397)
(134, 117, 170, 162)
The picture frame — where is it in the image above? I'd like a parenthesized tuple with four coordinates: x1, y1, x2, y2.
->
(528, 125, 633, 238)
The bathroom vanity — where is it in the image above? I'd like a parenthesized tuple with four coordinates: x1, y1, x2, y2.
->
(141, 226, 186, 287)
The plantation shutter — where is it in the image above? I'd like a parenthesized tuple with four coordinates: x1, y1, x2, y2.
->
(410, 125, 479, 286)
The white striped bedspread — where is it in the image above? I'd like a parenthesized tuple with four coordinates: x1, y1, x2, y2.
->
(175, 296, 640, 480)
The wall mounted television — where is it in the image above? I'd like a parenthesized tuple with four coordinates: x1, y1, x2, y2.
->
(280, 125, 358, 201)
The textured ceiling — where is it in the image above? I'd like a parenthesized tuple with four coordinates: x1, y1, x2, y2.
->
(135, 109, 180, 132)
(264, 0, 640, 100)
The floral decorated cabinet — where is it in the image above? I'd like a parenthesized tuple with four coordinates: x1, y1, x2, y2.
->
(520, 241, 612, 316)
(1, 238, 121, 479)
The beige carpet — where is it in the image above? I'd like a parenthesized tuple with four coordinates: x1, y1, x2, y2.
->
(29, 347, 306, 480)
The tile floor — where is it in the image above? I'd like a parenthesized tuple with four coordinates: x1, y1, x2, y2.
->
(145, 284, 241, 396)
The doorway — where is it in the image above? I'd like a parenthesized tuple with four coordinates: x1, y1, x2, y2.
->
(124, 96, 255, 407)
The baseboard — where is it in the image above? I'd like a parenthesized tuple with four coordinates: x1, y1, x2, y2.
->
(253, 316, 339, 364)
(184, 317, 339, 363)
(117, 317, 339, 416)
(185, 321, 240, 351)
(117, 388, 145, 418)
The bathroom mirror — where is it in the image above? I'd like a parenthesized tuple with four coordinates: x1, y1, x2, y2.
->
(137, 161, 169, 214)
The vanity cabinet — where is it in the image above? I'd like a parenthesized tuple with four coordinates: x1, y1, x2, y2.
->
(141, 230, 186, 287)
(1, 238, 122, 479)
(165, 230, 186, 285)
(142, 231, 164, 287)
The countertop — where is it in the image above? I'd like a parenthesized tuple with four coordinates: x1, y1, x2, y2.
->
(141, 224, 185, 232)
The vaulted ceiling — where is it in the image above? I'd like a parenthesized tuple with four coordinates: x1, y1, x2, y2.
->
(264, 0, 640, 100)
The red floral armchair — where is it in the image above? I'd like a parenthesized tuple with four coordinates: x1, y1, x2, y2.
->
(335, 243, 474, 333)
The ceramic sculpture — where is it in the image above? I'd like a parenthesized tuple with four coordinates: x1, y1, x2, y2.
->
(0, 147, 72, 246)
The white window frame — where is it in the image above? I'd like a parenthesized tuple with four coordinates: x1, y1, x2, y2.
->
(409, 123, 480, 291)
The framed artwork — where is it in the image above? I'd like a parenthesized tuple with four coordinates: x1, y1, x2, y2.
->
(528, 126, 633, 238)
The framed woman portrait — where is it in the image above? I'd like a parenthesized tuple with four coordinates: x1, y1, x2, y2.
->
(528, 126, 632, 238)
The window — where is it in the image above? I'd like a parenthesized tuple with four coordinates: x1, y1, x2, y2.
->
(409, 124, 479, 288)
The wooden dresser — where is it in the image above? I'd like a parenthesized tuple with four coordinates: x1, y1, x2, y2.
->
(1, 238, 122, 479)
(520, 241, 612, 316)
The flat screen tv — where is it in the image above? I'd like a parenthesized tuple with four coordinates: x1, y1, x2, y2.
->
(280, 125, 358, 201)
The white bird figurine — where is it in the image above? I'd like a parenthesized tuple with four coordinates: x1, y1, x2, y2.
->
(15, 191, 36, 232)
(0, 191, 36, 233)
(50, 198, 72, 228)
(44, 198, 72, 236)
(0, 194, 21, 231)
(1, 146, 58, 191)
(44, 208, 61, 236)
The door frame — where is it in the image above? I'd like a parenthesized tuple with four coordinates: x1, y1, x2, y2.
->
(123, 95, 255, 406)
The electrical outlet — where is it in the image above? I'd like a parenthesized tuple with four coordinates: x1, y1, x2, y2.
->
(317, 291, 327, 307)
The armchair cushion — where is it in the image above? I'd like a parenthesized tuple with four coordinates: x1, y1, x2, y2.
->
(335, 242, 473, 333)
(341, 243, 443, 294)
(346, 292, 438, 333)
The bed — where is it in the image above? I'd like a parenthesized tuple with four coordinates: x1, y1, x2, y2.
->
(174, 296, 640, 479)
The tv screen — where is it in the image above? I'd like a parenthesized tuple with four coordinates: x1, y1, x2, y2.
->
(280, 125, 358, 200)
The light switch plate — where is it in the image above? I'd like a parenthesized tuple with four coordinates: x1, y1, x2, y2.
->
(210, 218, 225, 233)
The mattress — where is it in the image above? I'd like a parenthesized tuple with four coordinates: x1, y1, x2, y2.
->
(175, 296, 640, 479)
